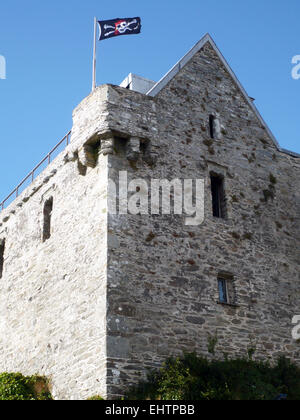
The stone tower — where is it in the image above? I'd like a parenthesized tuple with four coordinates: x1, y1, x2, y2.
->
(0, 34, 299, 400)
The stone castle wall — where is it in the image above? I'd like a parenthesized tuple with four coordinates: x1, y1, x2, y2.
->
(0, 113, 109, 399)
(103, 43, 300, 397)
(0, 40, 299, 399)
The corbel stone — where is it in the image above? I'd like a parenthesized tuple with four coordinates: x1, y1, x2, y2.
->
(126, 137, 141, 162)
(99, 136, 115, 156)
(78, 144, 97, 168)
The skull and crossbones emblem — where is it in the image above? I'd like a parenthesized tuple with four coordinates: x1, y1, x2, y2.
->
(104, 19, 138, 37)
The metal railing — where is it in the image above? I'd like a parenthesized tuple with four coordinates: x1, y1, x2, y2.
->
(0, 130, 71, 212)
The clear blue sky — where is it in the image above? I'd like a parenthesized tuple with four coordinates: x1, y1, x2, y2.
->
(0, 0, 299, 203)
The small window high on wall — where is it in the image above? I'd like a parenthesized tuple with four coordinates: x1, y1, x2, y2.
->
(43, 197, 53, 242)
(218, 277, 228, 304)
(209, 115, 216, 139)
(0, 239, 5, 279)
(210, 174, 227, 219)
(218, 274, 236, 305)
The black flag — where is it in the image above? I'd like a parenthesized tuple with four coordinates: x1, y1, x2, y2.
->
(98, 17, 141, 41)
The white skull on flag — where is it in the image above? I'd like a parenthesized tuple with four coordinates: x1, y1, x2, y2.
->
(116, 21, 128, 34)
(99, 17, 141, 40)
(115, 19, 137, 34)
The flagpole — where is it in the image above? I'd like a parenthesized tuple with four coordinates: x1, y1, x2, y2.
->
(92, 17, 97, 91)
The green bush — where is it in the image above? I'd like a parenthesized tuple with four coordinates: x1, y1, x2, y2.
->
(125, 354, 300, 400)
(0, 373, 52, 400)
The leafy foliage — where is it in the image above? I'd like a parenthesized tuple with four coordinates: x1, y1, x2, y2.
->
(125, 354, 300, 400)
(0, 373, 52, 400)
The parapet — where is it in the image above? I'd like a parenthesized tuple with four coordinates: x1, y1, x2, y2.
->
(0, 83, 159, 220)
(71, 84, 158, 146)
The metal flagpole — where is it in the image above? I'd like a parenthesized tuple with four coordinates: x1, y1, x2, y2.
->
(92, 17, 97, 91)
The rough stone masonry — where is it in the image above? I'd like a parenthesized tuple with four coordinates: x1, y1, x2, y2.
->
(0, 34, 299, 399)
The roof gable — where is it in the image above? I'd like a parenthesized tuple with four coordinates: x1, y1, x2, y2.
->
(146, 34, 299, 158)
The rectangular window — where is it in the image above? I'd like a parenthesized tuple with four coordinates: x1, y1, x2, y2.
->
(0, 239, 5, 279)
(218, 274, 236, 305)
(218, 278, 228, 303)
(43, 197, 53, 242)
(211, 174, 227, 218)
(209, 115, 216, 139)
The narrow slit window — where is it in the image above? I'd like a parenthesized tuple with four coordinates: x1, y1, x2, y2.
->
(209, 115, 215, 139)
(218, 275, 235, 305)
(0, 239, 5, 279)
(211, 174, 227, 219)
(43, 197, 53, 242)
(218, 278, 228, 304)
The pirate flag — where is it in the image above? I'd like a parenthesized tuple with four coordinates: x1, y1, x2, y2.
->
(98, 17, 141, 41)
